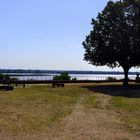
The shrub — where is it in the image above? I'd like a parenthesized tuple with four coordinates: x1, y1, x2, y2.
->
(72, 77, 77, 81)
(0, 73, 19, 83)
(0, 73, 10, 81)
(106, 76, 117, 81)
(53, 72, 70, 80)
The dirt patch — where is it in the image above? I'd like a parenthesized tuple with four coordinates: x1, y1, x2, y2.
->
(47, 93, 140, 140)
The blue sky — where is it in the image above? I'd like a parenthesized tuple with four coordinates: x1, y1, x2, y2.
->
(0, 0, 139, 72)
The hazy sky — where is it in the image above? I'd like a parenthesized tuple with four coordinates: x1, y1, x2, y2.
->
(0, 0, 139, 72)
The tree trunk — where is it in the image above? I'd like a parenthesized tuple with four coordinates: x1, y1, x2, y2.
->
(123, 67, 129, 86)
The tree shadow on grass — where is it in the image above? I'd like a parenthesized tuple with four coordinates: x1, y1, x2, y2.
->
(81, 84, 140, 98)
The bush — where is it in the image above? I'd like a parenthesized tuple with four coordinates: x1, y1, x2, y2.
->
(0, 73, 19, 83)
(106, 77, 117, 81)
(72, 77, 77, 81)
(53, 72, 70, 80)
(10, 77, 19, 82)
(0, 73, 10, 81)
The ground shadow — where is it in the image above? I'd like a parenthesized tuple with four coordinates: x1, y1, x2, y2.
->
(81, 84, 140, 98)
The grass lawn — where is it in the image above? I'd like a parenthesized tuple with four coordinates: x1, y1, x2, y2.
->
(111, 95, 140, 131)
(0, 83, 140, 139)
(0, 85, 79, 133)
(0, 84, 98, 133)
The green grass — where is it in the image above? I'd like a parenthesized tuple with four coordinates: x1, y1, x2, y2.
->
(0, 84, 98, 134)
(83, 95, 98, 109)
(111, 96, 140, 129)
(1, 83, 140, 137)
(0, 85, 82, 133)
(111, 96, 140, 111)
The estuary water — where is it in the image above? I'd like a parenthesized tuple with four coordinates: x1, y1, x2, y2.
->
(7, 73, 137, 81)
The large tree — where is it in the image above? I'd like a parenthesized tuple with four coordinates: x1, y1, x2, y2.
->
(83, 0, 140, 86)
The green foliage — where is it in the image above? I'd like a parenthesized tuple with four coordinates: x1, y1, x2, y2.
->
(111, 96, 140, 111)
(53, 72, 70, 80)
(111, 96, 140, 128)
(0, 73, 10, 82)
(0, 73, 19, 83)
(83, 0, 140, 86)
(72, 77, 77, 81)
(106, 77, 117, 81)
(0, 73, 3, 81)
(83, 95, 99, 109)
(10, 77, 19, 82)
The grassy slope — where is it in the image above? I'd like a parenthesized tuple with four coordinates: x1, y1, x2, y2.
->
(0, 85, 79, 133)
(0, 85, 98, 134)
(0, 83, 140, 138)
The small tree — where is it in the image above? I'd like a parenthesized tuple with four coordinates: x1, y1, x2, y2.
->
(0, 73, 11, 84)
(53, 72, 70, 80)
(0, 73, 3, 81)
(83, 0, 140, 86)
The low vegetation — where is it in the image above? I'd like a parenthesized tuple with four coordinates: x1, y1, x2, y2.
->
(111, 96, 140, 131)
(53, 72, 70, 80)
(0, 73, 18, 84)
(83, 95, 99, 109)
(106, 76, 117, 81)
(0, 84, 98, 134)
(0, 73, 11, 82)
(0, 83, 140, 139)
(0, 85, 79, 133)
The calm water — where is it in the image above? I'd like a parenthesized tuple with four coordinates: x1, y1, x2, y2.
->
(8, 73, 137, 81)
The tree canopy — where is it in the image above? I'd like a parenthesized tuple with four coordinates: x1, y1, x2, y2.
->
(83, 0, 140, 86)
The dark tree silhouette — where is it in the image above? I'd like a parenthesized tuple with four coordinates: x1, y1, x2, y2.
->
(53, 72, 70, 80)
(83, 0, 140, 86)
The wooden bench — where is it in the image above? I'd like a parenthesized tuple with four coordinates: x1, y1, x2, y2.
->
(0, 86, 14, 90)
(52, 83, 64, 88)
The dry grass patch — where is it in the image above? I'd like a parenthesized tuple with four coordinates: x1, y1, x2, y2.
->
(83, 95, 99, 109)
(0, 83, 140, 139)
(0, 85, 81, 134)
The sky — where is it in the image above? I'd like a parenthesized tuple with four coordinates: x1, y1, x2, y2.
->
(0, 0, 139, 72)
